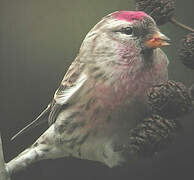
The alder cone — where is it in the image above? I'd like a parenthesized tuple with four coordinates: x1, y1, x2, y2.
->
(135, 0, 175, 25)
(128, 115, 178, 157)
(147, 80, 193, 119)
(179, 33, 194, 69)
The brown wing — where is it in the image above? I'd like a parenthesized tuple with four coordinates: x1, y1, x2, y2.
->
(48, 59, 86, 125)
(11, 59, 86, 140)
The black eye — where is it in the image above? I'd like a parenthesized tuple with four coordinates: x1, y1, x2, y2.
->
(120, 27, 133, 35)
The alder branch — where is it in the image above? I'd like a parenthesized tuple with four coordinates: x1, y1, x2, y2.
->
(170, 17, 194, 33)
(0, 133, 10, 180)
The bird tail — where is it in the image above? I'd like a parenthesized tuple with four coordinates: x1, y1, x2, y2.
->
(11, 104, 51, 141)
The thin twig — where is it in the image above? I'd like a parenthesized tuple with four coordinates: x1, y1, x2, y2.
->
(170, 17, 194, 33)
(0, 133, 10, 180)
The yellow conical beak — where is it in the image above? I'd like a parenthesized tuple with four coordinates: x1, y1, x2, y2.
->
(146, 32, 171, 49)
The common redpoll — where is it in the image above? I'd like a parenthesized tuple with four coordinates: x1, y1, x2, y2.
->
(7, 11, 171, 176)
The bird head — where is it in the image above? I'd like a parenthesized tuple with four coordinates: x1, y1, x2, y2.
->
(80, 11, 170, 67)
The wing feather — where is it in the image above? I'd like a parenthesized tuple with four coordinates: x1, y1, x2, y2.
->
(11, 104, 51, 141)
(48, 59, 86, 125)
(11, 59, 86, 140)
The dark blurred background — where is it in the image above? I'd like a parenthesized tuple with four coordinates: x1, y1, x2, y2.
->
(0, 0, 194, 180)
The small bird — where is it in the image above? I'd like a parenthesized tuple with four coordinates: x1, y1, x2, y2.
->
(7, 11, 170, 176)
